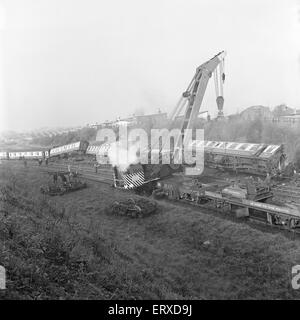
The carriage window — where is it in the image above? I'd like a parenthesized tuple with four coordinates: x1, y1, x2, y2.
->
(263, 145, 272, 153)
(249, 145, 260, 151)
(245, 144, 255, 151)
(217, 142, 225, 148)
(228, 143, 238, 149)
(264, 145, 279, 154)
(237, 144, 249, 150)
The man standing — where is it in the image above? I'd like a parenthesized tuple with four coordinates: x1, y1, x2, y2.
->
(53, 172, 58, 184)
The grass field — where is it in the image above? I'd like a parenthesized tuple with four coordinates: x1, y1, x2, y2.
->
(1, 162, 300, 299)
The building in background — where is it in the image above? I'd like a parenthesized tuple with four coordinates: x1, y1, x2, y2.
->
(135, 112, 168, 128)
(239, 105, 272, 121)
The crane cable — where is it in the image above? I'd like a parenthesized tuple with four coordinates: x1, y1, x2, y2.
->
(214, 58, 225, 98)
(219, 62, 223, 97)
(214, 67, 219, 97)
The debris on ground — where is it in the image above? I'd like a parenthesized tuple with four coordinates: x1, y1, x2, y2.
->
(106, 198, 158, 218)
(40, 171, 87, 196)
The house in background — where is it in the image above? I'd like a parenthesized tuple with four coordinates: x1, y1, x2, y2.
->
(135, 111, 168, 128)
(239, 105, 272, 121)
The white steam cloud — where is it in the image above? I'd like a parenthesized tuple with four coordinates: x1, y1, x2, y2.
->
(97, 141, 140, 172)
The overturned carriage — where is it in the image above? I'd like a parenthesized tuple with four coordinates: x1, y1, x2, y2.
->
(190, 140, 286, 176)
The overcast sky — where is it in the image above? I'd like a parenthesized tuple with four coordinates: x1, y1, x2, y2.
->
(0, 0, 300, 132)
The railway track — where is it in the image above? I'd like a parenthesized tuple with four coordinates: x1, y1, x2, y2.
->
(0, 160, 114, 185)
(4, 160, 300, 203)
(46, 163, 114, 184)
(273, 185, 300, 206)
(2, 159, 300, 235)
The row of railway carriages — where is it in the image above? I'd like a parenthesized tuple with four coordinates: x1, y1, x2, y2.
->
(0, 141, 90, 160)
(0, 139, 287, 177)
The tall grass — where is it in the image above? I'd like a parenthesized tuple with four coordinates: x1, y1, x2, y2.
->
(0, 175, 114, 299)
(1, 169, 300, 299)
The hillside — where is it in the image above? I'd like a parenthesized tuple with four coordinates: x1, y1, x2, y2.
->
(1, 162, 300, 299)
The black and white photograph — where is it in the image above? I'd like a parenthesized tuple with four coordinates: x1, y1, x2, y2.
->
(0, 0, 300, 305)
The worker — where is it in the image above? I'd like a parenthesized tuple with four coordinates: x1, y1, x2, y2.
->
(94, 163, 98, 173)
(45, 158, 48, 166)
(53, 172, 58, 184)
(38, 159, 42, 166)
(265, 173, 271, 185)
(67, 164, 71, 172)
(59, 173, 67, 186)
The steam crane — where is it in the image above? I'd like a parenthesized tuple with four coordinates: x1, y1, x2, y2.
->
(143, 51, 227, 184)
(169, 51, 226, 148)
(104, 51, 227, 189)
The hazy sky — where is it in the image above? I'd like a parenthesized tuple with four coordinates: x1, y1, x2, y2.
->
(0, 0, 300, 131)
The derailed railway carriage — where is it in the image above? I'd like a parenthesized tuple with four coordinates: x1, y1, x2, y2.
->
(103, 139, 287, 191)
(190, 140, 286, 175)
(0, 140, 89, 161)
(49, 141, 89, 157)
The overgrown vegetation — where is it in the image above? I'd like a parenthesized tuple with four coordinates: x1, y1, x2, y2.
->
(1, 165, 300, 299)
(0, 174, 114, 299)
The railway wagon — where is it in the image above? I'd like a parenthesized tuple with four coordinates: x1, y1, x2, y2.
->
(153, 175, 300, 231)
(49, 140, 89, 157)
(8, 150, 48, 160)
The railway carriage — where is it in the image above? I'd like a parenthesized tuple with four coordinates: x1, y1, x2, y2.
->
(189, 140, 286, 175)
(49, 140, 89, 157)
(8, 150, 47, 159)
